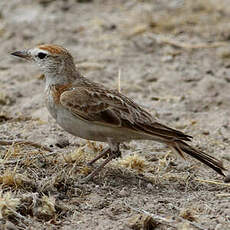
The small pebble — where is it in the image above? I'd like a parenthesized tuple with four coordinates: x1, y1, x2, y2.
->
(45, 137, 56, 148)
(202, 130, 210, 135)
(55, 138, 70, 148)
(119, 189, 128, 197)
(169, 161, 177, 166)
(161, 55, 173, 62)
(224, 174, 230, 183)
(147, 183, 154, 190)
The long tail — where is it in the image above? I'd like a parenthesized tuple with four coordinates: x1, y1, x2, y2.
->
(171, 141, 225, 176)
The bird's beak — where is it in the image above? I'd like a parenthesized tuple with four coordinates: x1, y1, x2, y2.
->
(11, 50, 31, 60)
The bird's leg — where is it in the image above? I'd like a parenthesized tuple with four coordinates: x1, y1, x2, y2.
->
(87, 147, 110, 166)
(83, 142, 120, 182)
(83, 153, 116, 182)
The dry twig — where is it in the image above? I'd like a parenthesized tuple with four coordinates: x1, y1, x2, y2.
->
(194, 178, 230, 187)
(125, 202, 206, 230)
(154, 35, 228, 49)
(2, 151, 58, 165)
(0, 139, 52, 152)
(216, 193, 230, 197)
(125, 202, 176, 228)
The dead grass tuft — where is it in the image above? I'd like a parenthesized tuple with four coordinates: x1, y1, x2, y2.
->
(0, 111, 11, 123)
(0, 192, 20, 219)
(127, 214, 158, 230)
(179, 209, 197, 222)
(35, 195, 56, 221)
(62, 142, 103, 164)
(86, 141, 103, 153)
(119, 154, 148, 172)
(62, 147, 88, 164)
(0, 170, 27, 188)
(0, 91, 13, 105)
(176, 222, 193, 230)
(155, 151, 173, 173)
(60, 147, 92, 176)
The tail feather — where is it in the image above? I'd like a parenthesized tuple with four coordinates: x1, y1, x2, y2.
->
(172, 141, 225, 176)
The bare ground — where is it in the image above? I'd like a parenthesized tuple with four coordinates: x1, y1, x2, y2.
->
(0, 0, 230, 229)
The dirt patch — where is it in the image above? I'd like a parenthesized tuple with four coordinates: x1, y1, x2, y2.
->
(0, 0, 230, 229)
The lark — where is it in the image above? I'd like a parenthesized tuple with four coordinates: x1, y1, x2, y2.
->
(11, 44, 225, 181)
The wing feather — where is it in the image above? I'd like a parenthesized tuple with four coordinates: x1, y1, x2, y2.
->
(60, 87, 191, 141)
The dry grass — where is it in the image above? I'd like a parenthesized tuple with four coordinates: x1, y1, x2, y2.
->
(0, 170, 25, 188)
(62, 147, 88, 164)
(119, 154, 148, 172)
(179, 209, 197, 222)
(127, 214, 158, 230)
(0, 137, 229, 228)
(0, 119, 228, 229)
(0, 192, 20, 219)
(34, 195, 56, 221)
(0, 91, 12, 105)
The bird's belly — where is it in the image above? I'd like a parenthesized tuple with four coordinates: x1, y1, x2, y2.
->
(54, 107, 144, 142)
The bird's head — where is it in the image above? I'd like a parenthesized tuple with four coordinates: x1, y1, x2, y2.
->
(11, 44, 77, 82)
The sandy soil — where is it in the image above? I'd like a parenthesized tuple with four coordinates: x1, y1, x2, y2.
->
(0, 0, 230, 229)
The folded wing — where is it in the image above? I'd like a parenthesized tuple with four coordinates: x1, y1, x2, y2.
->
(60, 86, 191, 142)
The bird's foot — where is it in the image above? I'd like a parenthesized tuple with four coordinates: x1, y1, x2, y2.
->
(82, 150, 121, 183)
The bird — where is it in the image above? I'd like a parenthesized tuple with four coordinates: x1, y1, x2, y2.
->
(11, 44, 225, 181)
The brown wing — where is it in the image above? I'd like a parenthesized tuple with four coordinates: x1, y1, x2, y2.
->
(60, 87, 191, 141)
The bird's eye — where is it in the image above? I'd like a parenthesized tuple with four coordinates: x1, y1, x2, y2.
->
(37, 52, 47, 59)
